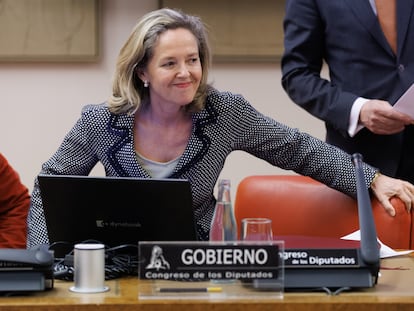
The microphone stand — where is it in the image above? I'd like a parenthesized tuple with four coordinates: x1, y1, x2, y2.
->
(351, 153, 380, 265)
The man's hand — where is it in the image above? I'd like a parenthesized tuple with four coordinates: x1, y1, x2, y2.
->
(360, 100, 412, 134)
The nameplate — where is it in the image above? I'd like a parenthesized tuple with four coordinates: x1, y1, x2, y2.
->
(283, 248, 360, 268)
(138, 241, 282, 282)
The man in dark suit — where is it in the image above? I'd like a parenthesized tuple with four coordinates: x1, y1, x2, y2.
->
(281, 0, 414, 183)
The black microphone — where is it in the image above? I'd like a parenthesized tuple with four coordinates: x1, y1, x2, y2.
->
(351, 153, 380, 265)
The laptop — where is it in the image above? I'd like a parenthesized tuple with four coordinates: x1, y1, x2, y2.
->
(38, 175, 197, 257)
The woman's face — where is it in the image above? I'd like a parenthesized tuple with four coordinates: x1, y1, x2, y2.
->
(139, 28, 202, 110)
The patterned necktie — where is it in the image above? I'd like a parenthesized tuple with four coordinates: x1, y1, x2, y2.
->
(375, 0, 397, 54)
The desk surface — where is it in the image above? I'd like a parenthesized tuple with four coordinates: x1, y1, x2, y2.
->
(1, 256, 414, 311)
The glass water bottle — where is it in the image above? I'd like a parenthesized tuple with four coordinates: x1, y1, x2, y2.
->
(209, 179, 238, 241)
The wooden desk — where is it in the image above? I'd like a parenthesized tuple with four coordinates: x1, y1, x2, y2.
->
(1, 256, 413, 311)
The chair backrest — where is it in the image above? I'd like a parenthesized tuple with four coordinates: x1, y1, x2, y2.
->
(234, 175, 412, 250)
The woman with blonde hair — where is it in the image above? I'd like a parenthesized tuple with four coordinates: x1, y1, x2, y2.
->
(28, 8, 414, 247)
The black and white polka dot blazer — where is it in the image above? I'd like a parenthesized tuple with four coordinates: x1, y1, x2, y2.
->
(27, 87, 377, 247)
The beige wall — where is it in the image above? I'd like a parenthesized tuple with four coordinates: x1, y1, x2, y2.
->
(0, 0, 325, 197)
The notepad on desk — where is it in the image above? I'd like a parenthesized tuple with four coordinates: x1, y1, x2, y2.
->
(341, 230, 414, 258)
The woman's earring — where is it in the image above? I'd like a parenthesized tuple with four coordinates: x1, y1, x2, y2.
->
(143, 80, 149, 88)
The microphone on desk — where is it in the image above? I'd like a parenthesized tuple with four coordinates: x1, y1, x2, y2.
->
(245, 153, 381, 291)
(351, 153, 380, 265)
(276, 153, 381, 291)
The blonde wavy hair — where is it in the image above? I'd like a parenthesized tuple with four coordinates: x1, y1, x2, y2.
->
(108, 8, 212, 115)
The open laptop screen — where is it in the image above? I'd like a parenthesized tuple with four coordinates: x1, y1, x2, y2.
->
(38, 175, 197, 255)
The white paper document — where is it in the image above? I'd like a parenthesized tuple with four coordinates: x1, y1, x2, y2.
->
(341, 230, 414, 258)
(393, 83, 414, 119)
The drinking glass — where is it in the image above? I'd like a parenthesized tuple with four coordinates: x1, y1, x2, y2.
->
(241, 218, 273, 241)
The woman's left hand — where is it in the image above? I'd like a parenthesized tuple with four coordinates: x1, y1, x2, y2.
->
(371, 174, 414, 216)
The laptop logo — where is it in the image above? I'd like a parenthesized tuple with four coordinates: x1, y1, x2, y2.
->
(95, 220, 142, 228)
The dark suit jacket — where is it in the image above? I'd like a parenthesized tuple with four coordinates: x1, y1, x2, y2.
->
(281, 0, 414, 176)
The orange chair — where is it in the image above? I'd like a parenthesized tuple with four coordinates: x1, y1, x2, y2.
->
(234, 175, 412, 250)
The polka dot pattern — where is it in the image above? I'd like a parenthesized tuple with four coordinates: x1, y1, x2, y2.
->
(27, 88, 377, 247)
